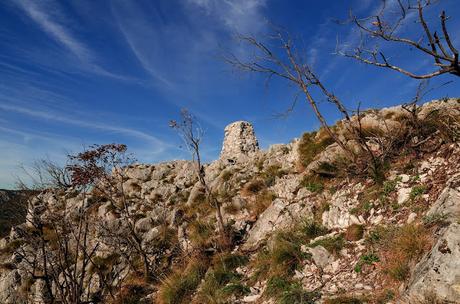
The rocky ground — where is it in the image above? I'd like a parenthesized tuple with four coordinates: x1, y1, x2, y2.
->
(0, 99, 459, 303)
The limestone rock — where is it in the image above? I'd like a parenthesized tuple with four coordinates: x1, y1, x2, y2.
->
(322, 184, 363, 229)
(309, 245, 333, 269)
(220, 121, 259, 162)
(397, 187, 412, 205)
(270, 175, 302, 200)
(425, 175, 460, 222)
(402, 223, 460, 303)
(135, 217, 154, 233)
(124, 165, 153, 182)
(242, 199, 285, 251)
(0, 270, 21, 304)
(407, 212, 417, 224)
(242, 198, 313, 251)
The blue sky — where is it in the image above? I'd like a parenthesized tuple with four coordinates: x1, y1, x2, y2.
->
(1, 0, 459, 188)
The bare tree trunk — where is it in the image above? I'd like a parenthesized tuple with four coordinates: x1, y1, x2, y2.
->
(170, 110, 228, 243)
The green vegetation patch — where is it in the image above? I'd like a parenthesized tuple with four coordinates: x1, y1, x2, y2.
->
(195, 253, 250, 303)
(300, 175, 324, 193)
(266, 276, 320, 304)
(410, 185, 426, 200)
(251, 221, 327, 289)
(309, 234, 345, 255)
(354, 252, 379, 273)
(297, 131, 334, 169)
(260, 164, 288, 187)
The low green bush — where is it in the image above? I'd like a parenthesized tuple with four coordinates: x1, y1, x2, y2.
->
(410, 185, 426, 200)
(354, 252, 379, 273)
(300, 175, 324, 193)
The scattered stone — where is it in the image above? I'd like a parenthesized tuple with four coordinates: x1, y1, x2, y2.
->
(371, 214, 383, 224)
(425, 175, 460, 222)
(397, 187, 412, 205)
(407, 212, 417, 224)
(242, 294, 261, 302)
(242, 199, 285, 251)
(309, 245, 333, 269)
(399, 174, 411, 183)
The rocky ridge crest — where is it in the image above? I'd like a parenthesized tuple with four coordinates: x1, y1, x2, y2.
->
(0, 99, 459, 303)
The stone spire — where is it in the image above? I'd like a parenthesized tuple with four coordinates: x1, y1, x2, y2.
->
(220, 121, 259, 162)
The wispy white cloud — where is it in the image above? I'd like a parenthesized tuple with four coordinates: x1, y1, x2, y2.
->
(111, 0, 267, 89)
(188, 0, 267, 34)
(0, 102, 169, 152)
(15, 0, 92, 62)
(10, 0, 139, 82)
(111, 2, 174, 87)
(0, 125, 83, 189)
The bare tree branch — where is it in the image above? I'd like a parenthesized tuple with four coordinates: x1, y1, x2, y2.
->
(341, 0, 459, 79)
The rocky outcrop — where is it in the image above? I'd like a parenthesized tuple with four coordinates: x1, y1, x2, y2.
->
(403, 175, 460, 303)
(242, 196, 314, 251)
(402, 223, 460, 303)
(322, 183, 365, 229)
(425, 174, 460, 222)
(1, 100, 460, 303)
(220, 121, 259, 162)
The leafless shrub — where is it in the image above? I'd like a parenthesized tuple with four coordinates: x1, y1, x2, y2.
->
(16, 159, 71, 190)
(67, 144, 168, 282)
(14, 195, 102, 304)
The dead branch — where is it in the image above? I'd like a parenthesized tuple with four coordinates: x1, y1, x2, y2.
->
(341, 0, 459, 79)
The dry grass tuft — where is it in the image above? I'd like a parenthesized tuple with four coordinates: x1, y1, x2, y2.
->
(241, 179, 266, 196)
(249, 190, 277, 217)
(345, 224, 364, 241)
(376, 224, 432, 281)
(297, 131, 334, 170)
(157, 256, 209, 304)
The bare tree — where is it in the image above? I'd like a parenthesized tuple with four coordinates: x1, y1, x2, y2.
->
(9, 143, 168, 303)
(342, 0, 459, 79)
(226, 32, 357, 161)
(399, 80, 458, 150)
(14, 194, 101, 304)
(224, 32, 358, 159)
(16, 159, 72, 190)
(169, 109, 227, 242)
(224, 30, 413, 181)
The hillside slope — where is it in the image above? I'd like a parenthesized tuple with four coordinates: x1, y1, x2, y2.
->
(0, 99, 459, 304)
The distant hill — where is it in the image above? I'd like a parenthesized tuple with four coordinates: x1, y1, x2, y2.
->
(0, 190, 35, 237)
